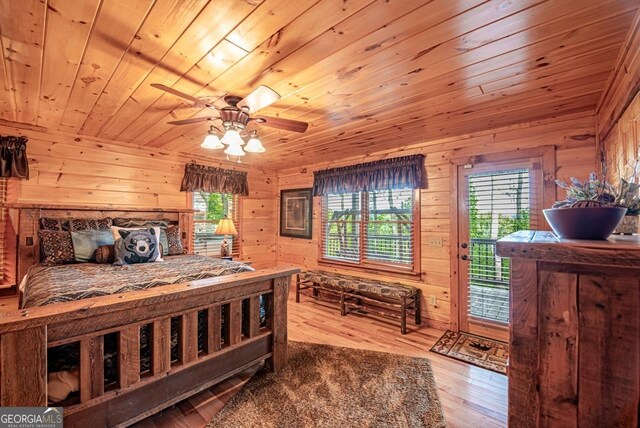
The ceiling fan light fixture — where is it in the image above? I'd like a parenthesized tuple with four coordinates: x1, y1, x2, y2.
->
(224, 142, 245, 157)
(200, 127, 223, 149)
(221, 128, 244, 146)
(244, 131, 266, 153)
(238, 85, 280, 112)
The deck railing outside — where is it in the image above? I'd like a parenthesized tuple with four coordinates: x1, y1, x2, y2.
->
(468, 238, 510, 324)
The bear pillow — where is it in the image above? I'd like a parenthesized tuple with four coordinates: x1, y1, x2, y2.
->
(113, 227, 163, 265)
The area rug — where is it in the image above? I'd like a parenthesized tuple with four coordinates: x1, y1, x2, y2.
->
(207, 341, 446, 428)
(430, 330, 508, 374)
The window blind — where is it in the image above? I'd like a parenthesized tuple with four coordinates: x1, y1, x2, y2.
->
(322, 192, 361, 262)
(321, 189, 416, 269)
(467, 169, 531, 324)
(192, 193, 240, 258)
(365, 189, 414, 265)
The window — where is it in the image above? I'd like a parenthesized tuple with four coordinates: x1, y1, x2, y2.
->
(321, 189, 418, 272)
(192, 192, 240, 257)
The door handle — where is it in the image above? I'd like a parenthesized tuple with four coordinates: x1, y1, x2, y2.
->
(461, 254, 472, 261)
(461, 242, 468, 249)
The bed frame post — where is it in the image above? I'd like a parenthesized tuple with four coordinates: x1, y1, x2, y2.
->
(267, 276, 290, 372)
(0, 326, 47, 406)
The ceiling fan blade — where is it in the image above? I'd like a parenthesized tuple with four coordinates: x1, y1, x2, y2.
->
(255, 116, 309, 133)
(167, 116, 216, 125)
(238, 85, 281, 112)
(151, 83, 213, 108)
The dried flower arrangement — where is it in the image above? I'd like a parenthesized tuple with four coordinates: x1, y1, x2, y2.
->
(553, 158, 640, 216)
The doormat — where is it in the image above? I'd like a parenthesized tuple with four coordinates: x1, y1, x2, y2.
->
(430, 330, 508, 374)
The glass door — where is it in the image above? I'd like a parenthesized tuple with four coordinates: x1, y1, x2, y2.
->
(458, 160, 541, 340)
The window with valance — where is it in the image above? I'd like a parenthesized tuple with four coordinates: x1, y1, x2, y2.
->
(313, 155, 426, 274)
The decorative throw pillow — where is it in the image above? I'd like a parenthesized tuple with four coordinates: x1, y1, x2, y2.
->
(70, 230, 115, 263)
(164, 225, 186, 255)
(39, 230, 75, 266)
(113, 218, 170, 228)
(64, 218, 113, 231)
(95, 245, 115, 264)
(40, 217, 64, 231)
(159, 229, 170, 257)
(113, 228, 163, 265)
(112, 225, 169, 256)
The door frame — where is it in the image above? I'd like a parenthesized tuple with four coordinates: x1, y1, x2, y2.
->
(449, 147, 556, 333)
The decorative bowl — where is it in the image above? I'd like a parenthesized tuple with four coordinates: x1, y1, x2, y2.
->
(543, 206, 627, 240)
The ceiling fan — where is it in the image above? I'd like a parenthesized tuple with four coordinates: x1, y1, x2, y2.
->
(151, 83, 308, 157)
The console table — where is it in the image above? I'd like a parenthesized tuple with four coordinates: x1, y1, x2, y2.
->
(496, 231, 639, 427)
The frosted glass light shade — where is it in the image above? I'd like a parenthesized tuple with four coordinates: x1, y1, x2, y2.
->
(221, 129, 244, 146)
(244, 136, 265, 153)
(224, 142, 245, 157)
(201, 133, 223, 149)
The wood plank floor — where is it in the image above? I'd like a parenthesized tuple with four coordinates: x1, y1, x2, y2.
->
(0, 293, 508, 427)
(135, 292, 508, 428)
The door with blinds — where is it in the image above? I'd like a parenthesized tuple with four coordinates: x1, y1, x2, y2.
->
(457, 157, 544, 340)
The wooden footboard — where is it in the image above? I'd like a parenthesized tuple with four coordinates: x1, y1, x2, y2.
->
(0, 267, 298, 427)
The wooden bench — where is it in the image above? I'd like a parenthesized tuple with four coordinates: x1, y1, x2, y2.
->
(296, 270, 421, 334)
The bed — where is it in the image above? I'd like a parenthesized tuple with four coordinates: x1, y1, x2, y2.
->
(0, 206, 298, 427)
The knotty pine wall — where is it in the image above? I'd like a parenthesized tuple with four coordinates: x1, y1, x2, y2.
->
(276, 112, 597, 329)
(598, 10, 640, 182)
(0, 123, 277, 269)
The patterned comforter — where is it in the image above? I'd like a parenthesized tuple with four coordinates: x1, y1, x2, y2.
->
(21, 254, 254, 309)
(21, 256, 257, 391)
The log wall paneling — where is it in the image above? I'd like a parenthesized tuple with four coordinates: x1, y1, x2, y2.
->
(602, 92, 640, 184)
(597, 8, 640, 144)
(0, 123, 278, 270)
(277, 113, 597, 328)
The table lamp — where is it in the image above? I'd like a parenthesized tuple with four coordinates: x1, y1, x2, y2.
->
(215, 218, 238, 257)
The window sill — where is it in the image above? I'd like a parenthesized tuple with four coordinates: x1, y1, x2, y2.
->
(317, 259, 422, 280)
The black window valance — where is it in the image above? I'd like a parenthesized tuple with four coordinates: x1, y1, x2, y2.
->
(180, 163, 249, 196)
(0, 135, 29, 179)
(312, 154, 425, 196)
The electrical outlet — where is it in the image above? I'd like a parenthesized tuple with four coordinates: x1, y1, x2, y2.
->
(428, 236, 443, 247)
(428, 295, 437, 306)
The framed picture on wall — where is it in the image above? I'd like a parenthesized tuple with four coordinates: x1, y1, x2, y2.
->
(280, 188, 313, 239)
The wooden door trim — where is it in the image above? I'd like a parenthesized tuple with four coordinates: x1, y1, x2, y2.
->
(448, 146, 556, 333)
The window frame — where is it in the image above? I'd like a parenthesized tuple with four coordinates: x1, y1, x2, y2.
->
(191, 192, 242, 259)
(318, 189, 421, 277)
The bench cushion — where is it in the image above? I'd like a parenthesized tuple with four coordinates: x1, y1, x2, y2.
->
(299, 270, 417, 299)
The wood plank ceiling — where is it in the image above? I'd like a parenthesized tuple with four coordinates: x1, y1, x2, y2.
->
(0, 0, 637, 170)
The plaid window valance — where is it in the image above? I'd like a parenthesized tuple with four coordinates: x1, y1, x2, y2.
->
(0, 135, 29, 179)
(312, 154, 425, 196)
(180, 163, 249, 196)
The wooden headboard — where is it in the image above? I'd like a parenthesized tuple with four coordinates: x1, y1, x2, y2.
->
(8, 205, 194, 283)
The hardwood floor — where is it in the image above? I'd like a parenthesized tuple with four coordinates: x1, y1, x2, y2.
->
(0, 293, 508, 427)
(136, 291, 508, 428)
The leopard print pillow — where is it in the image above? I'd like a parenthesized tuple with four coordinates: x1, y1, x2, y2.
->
(39, 230, 75, 266)
(165, 225, 186, 255)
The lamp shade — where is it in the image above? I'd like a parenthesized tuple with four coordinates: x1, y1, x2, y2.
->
(224, 142, 245, 157)
(244, 134, 265, 153)
(215, 218, 238, 236)
(221, 128, 244, 146)
(201, 132, 223, 149)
